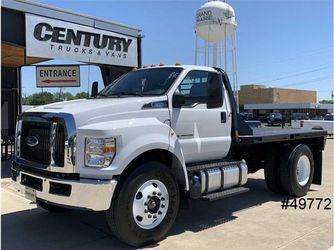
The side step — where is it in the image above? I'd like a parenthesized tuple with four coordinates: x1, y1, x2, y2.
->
(200, 187, 250, 201)
(187, 160, 244, 173)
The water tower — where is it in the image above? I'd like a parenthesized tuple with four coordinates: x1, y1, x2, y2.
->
(194, 0, 239, 109)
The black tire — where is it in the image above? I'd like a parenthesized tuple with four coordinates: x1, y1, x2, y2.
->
(280, 144, 314, 197)
(37, 200, 69, 213)
(106, 161, 179, 247)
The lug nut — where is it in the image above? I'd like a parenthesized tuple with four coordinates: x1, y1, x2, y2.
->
(161, 197, 165, 201)
(148, 214, 152, 218)
(158, 192, 161, 196)
(153, 191, 157, 195)
(158, 211, 162, 215)
(147, 195, 151, 199)
(161, 204, 165, 208)
(153, 215, 157, 219)
(144, 209, 148, 213)
(144, 202, 147, 206)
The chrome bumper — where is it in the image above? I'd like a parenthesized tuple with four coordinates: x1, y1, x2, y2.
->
(11, 170, 117, 211)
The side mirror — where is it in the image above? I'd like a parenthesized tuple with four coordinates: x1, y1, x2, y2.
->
(172, 93, 185, 108)
(207, 72, 223, 109)
(91, 81, 98, 97)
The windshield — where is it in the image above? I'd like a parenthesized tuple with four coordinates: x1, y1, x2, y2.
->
(98, 67, 183, 97)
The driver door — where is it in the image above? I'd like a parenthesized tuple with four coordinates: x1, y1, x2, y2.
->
(171, 70, 232, 163)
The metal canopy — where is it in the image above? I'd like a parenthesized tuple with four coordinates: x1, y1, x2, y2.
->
(1, 0, 142, 145)
(2, 0, 142, 68)
(2, 0, 141, 37)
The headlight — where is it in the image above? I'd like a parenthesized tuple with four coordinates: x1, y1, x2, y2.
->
(70, 136, 77, 166)
(15, 119, 22, 157)
(85, 138, 116, 167)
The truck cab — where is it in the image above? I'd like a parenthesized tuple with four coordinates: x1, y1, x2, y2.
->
(12, 65, 327, 247)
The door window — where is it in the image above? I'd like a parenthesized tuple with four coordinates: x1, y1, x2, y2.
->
(177, 70, 208, 106)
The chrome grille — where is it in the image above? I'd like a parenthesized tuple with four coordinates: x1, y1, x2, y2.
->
(16, 113, 76, 173)
(54, 124, 65, 166)
(20, 121, 66, 167)
(20, 121, 51, 165)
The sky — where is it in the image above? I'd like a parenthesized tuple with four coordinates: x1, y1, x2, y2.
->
(22, 0, 333, 101)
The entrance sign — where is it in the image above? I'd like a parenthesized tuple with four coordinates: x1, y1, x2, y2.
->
(36, 65, 80, 87)
(26, 14, 138, 67)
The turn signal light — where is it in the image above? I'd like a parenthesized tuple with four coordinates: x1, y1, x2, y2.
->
(102, 145, 116, 154)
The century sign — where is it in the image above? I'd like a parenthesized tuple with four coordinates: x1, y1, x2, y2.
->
(36, 65, 80, 87)
(26, 14, 138, 67)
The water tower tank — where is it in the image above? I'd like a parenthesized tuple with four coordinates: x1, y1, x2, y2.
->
(195, 0, 236, 42)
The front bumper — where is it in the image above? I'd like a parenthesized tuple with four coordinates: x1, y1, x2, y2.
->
(11, 167, 117, 211)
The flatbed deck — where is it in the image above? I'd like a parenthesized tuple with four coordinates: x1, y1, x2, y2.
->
(238, 128, 327, 144)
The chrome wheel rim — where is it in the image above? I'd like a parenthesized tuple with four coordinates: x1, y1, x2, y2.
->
(296, 155, 311, 186)
(132, 179, 169, 229)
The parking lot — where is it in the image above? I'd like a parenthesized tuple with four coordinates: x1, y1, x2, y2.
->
(1, 140, 333, 250)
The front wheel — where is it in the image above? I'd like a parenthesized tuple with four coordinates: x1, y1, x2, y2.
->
(280, 144, 314, 197)
(106, 161, 179, 247)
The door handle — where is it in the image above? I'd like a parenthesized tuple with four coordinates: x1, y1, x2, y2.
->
(221, 112, 227, 123)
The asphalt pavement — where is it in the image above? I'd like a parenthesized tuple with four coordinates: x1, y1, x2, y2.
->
(1, 140, 333, 250)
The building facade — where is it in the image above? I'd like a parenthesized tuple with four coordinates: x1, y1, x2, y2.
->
(239, 85, 317, 105)
(239, 85, 334, 121)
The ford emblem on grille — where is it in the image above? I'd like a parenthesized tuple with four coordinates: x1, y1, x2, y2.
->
(25, 136, 39, 147)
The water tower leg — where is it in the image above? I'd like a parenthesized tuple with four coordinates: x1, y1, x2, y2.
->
(232, 32, 239, 112)
(224, 26, 227, 72)
(194, 34, 198, 65)
(207, 24, 211, 66)
(204, 40, 207, 66)
(219, 41, 222, 68)
(213, 42, 217, 67)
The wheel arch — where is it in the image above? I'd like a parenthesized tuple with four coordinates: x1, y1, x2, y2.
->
(117, 149, 189, 191)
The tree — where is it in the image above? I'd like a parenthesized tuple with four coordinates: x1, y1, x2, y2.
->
(53, 91, 74, 101)
(27, 92, 54, 105)
(23, 91, 90, 105)
(319, 100, 334, 104)
(22, 95, 29, 105)
(75, 92, 89, 99)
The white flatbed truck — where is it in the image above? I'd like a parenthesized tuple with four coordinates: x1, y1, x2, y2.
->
(12, 65, 327, 247)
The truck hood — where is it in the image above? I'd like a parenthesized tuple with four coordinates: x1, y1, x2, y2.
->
(27, 96, 167, 127)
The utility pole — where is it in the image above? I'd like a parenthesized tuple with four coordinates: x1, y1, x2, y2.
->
(331, 90, 334, 103)
(59, 87, 63, 101)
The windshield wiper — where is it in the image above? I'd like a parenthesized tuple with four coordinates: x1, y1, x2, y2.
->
(95, 93, 107, 98)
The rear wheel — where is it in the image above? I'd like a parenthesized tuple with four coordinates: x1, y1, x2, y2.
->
(280, 144, 314, 197)
(106, 161, 179, 247)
